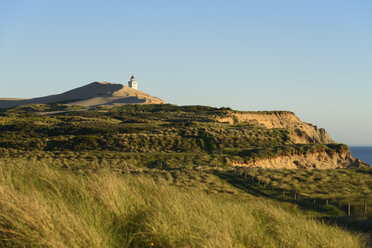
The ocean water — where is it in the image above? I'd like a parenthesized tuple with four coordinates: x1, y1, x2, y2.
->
(349, 146, 372, 166)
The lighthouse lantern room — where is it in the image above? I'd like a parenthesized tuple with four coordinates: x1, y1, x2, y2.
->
(128, 75, 138, 90)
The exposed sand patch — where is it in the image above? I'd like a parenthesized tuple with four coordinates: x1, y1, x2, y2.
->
(217, 111, 334, 144)
(0, 82, 164, 108)
(230, 150, 366, 169)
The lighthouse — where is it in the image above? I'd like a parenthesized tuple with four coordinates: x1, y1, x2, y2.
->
(128, 75, 138, 90)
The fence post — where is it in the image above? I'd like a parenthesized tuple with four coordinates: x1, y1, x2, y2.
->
(364, 202, 367, 214)
(283, 190, 286, 196)
(348, 202, 351, 216)
(326, 199, 328, 206)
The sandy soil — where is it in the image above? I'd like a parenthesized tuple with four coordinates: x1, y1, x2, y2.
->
(230, 150, 362, 169)
(217, 111, 334, 144)
(0, 82, 165, 108)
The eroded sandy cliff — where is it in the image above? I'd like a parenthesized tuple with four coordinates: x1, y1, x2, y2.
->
(217, 111, 334, 144)
(218, 111, 367, 168)
(230, 150, 367, 169)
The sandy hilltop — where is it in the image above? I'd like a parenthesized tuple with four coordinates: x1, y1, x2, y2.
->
(0, 82, 164, 108)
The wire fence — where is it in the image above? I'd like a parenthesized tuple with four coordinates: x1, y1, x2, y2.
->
(230, 167, 371, 216)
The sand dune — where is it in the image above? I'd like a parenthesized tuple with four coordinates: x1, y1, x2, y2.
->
(0, 82, 165, 108)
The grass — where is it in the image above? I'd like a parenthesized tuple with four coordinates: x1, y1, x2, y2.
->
(0, 103, 370, 247)
(0, 162, 368, 247)
(0, 149, 226, 171)
(1, 149, 370, 202)
(0, 103, 300, 155)
(215, 167, 372, 220)
(222, 143, 349, 162)
(237, 167, 372, 201)
(0, 103, 350, 167)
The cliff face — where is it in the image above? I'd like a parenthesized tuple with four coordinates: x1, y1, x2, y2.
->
(217, 111, 334, 144)
(217, 111, 368, 169)
(230, 150, 367, 169)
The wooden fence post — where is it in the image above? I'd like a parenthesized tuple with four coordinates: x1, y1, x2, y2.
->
(364, 202, 367, 214)
(294, 193, 297, 200)
(283, 190, 286, 196)
(326, 199, 328, 206)
(348, 202, 351, 216)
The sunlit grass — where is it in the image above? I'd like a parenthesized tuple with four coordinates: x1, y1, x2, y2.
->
(0, 162, 367, 247)
(241, 168, 372, 201)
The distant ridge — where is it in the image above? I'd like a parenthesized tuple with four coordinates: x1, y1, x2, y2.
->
(0, 82, 165, 108)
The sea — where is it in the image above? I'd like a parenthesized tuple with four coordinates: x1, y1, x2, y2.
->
(349, 146, 372, 166)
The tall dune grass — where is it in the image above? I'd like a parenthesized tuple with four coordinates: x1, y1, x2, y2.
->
(0, 162, 367, 247)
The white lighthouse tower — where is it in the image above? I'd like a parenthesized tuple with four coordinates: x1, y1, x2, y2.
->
(128, 75, 138, 90)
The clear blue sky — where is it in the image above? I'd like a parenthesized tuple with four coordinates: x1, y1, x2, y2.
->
(1, 0, 371, 145)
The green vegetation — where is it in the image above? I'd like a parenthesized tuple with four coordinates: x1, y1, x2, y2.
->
(240, 167, 372, 201)
(0, 103, 341, 161)
(0, 162, 367, 248)
(0, 103, 371, 247)
(223, 143, 349, 163)
(216, 168, 372, 217)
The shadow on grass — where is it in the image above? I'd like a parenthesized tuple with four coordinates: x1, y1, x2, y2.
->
(213, 170, 344, 215)
(319, 215, 372, 247)
(319, 215, 372, 233)
(214, 169, 372, 242)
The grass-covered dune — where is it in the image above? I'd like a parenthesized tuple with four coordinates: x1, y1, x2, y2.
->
(0, 103, 361, 168)
(0, 162, 367, 248)
(0, 104, 290, 152)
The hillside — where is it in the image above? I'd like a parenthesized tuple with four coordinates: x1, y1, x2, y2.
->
(0, 162, 368, 248)
(0, 103, 367, 169)
(0, 103, 371, 247)
(0, 82, 164, 108)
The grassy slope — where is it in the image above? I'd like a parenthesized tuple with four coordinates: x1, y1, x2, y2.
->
(216, 168, 372, 217)
(0, 104, 346, 162)
(0, 150, 371, 247)
(0, 162, 367, 248)
(0, 104, 371, 247)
